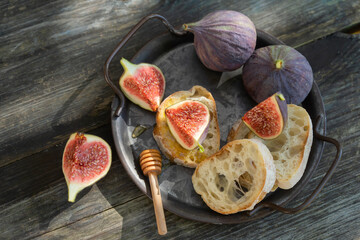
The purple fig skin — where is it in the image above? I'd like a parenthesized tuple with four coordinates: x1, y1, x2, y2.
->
(243, 45, 313, 105)
(274, 92, 288, 127)
(198, 121, 210, 145)
(183, 10, 257, 72)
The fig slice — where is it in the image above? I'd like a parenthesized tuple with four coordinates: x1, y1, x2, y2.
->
(242, 93, 288, 139)
(165, 100, 210, 151)
(119, 58, 165, 112)
(62, 133, 112, 202)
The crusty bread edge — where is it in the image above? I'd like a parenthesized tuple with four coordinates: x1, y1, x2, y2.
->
(238, 139, 276, 212)
(251, 139, 277, 194)
(227, 104, 314, 190)
(277, 108, 313, 189)
(192, 139, 276, 214)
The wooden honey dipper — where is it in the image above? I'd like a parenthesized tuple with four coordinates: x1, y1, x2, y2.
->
(139, 149, 167, 235)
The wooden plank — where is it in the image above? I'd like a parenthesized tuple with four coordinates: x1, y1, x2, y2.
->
(0, 162, 144, 239)
(34, 206, 125, 240)
(0, 125, 143, 238)
(0, 124, 115, 208)
(0, 181, 141, 239)
(1, 0, 360, 167)
(3, 141, 359, 239)
(1, 32, 360, 239)
(34, 178, 360, 240)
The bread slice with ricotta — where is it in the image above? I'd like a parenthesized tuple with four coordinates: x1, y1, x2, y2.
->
(192, 139, 276, 214)
(153, 86, 220, 168)
(227, 104, 313, 189)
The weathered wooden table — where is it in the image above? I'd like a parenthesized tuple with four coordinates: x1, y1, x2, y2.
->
(1, 1, 360, 239)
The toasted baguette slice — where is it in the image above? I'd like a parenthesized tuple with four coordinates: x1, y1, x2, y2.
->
(192, 139, 276, 214)
(153, 86, 220, 168)
(227, 104, 313, 190)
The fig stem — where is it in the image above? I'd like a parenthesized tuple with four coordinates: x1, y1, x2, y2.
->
(277, 93, 285, 101)
(68, 193, 76, 202)
(275, 59, 283, 69)
(120, 58, 137, 73)
(198, 142, 205, 153)
(68, 183, 83, 202)
(182, 23, 195, 31)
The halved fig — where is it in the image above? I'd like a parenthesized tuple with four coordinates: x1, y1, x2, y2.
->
(165, 100, 210, 151)
(119, 58, 165, 111)
(62, 133, 112, 202)
(242, 93, 287, 139)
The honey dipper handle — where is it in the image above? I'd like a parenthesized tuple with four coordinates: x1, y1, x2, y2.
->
(148, 173, 167, 235)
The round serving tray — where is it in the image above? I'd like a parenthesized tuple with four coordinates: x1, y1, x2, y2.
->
(105, 14, 341, 224)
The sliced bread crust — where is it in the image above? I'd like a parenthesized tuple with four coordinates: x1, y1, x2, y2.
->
(227, 104, 313, 189)
(153, 86, 220, 168)
(192, 139, 276, 214)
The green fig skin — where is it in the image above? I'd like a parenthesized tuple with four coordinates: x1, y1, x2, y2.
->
(242, 45, 313, 105)
(183, 10, 256, 72)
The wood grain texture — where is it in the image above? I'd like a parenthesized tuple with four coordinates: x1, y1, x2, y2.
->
(1, 0, 360, 167)
(0, 124, 113, 208)
(35, 189, 360, 240)
(1, 33, 359, 239)
(0, 125, 144, 239)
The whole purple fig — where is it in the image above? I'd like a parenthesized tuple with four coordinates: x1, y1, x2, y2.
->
(242, 45, 313, 105)
(183, 10, 257, 72)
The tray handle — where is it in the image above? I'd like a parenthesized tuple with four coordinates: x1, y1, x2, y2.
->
(104, 14, 187, 117)
(247, 115, 342, 216)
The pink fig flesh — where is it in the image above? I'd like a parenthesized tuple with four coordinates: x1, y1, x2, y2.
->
(119, 58, 165, 112)
(165, 100, 210, 150)
(242, 93, 287, 139)
(62, 133, 112, 202)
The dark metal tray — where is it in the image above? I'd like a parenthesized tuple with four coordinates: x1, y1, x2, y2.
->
(104, 14, 341, 224)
